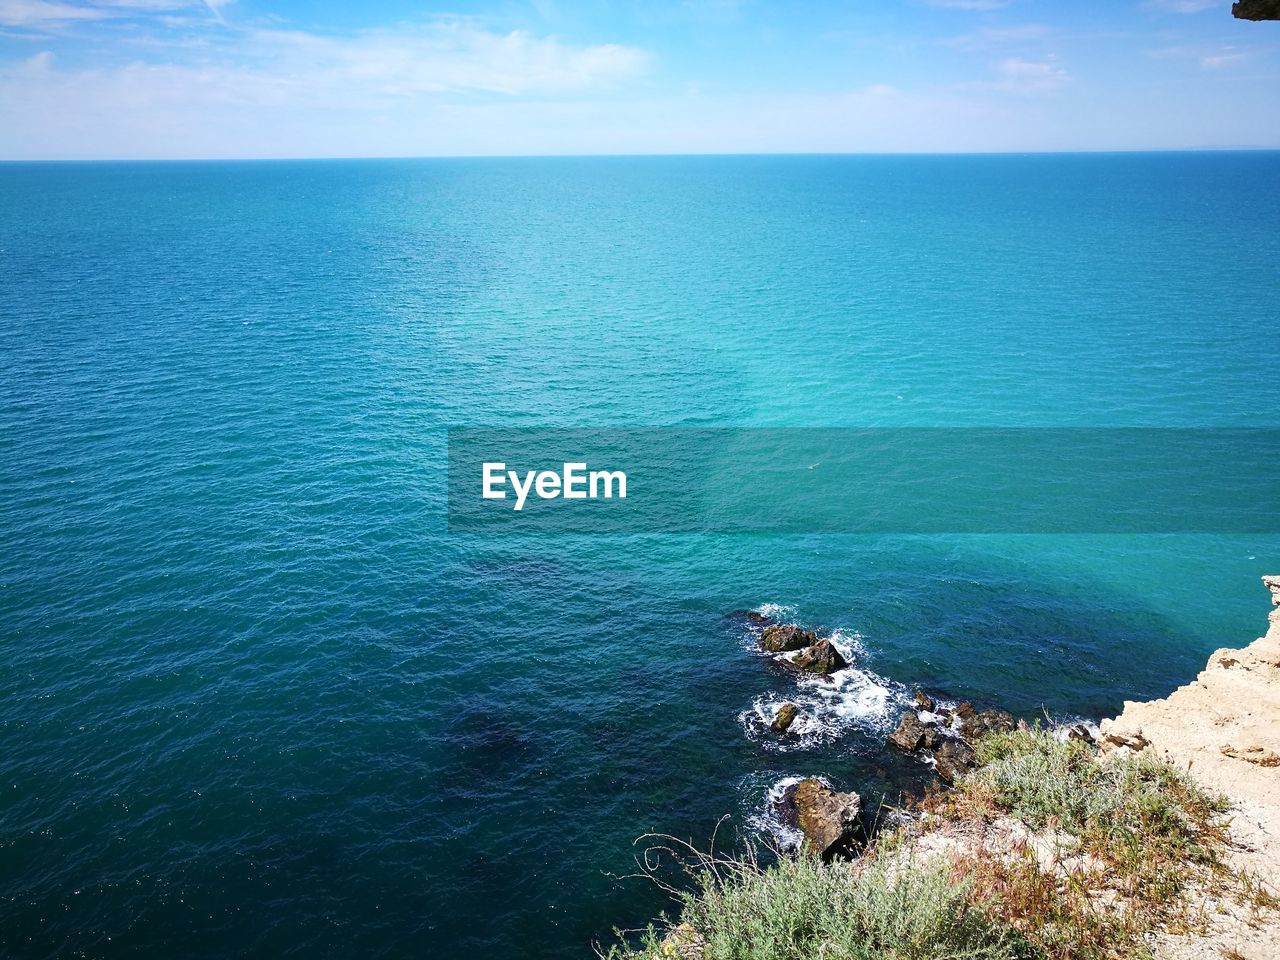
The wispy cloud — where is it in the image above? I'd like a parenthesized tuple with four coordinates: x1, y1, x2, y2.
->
(234, 21, 648, 98)
(942, 24, 1051, 51)
(1142, 0, 1221, 12)
(1, 18, 649, 115)
(1, 0, 1277, 158)
(985, 54, 1070, 92)
(682, 0, 746, 19)
(1200, 48, 1250, 69)
(0, 1, 109, 26)
(0, 0, 224, 28)
(927, 0, 1015, 10)
(1145, 43, 1255, 70)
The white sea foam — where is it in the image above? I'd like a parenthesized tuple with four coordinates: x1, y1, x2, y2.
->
(733, 602, 798, 656)
(742, 774, 822, 851)
(738, 627, 906, 751)
(753, 602, 796, 620)
(1052, 718, 1100, 743)
(917, 704, 964, 735)
(824, 627, 866, 662)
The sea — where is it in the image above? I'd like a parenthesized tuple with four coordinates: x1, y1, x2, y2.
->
(2, 152, 1278, 958)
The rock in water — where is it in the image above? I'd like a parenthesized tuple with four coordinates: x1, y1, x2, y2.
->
(792, 779, 864, 860)
(958, 707, 1016, 740)
(771, 702, 799, 734)
(887, 711, 937, 753)
(791, 639, 848, 674)
(761, 624, 817, 653)
(934, 739, 978, 784)
(913, 689, 936, 712)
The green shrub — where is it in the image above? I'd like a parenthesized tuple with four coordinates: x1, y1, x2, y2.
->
(610, 851, 1037, 960)
(965, 728, 1227, 865)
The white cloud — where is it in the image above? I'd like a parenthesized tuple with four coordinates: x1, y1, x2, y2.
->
(0, 19, 651, 158)
(228, 22, 648, 98)
(0, 2, 1275, 158)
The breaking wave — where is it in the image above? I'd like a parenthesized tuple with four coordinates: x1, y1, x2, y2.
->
(737, 625, 907, 751)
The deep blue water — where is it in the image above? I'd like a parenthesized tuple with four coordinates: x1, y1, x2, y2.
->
(2, 153, 1279, 959)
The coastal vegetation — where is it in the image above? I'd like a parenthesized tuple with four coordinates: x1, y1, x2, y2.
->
(607, 728, 1274, 960)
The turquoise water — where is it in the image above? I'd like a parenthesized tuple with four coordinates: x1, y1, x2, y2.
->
(2, 153, 1279, 958)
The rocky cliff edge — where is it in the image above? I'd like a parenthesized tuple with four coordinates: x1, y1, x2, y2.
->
(1100, 575, 1280, 959)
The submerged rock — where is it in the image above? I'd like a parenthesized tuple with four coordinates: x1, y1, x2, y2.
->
(771, 702, 799, 734)
(934, 739, 978, 784)
(791, 778, 865, 860)
(790, 639, 848, 674)
(730, 609, 775, 629)
(761, 624, 816, 653)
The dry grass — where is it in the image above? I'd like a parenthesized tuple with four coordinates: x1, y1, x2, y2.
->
(920, 728, 1236, 959)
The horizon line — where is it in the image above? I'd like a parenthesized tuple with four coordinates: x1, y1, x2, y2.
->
(3, 146, 1280, 165)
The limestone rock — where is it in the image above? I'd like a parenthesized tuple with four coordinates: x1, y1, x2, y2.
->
(1220, 744, 1280, 767)
(1102, 728, 1150, 752)
(1100, 576, 1280, 958)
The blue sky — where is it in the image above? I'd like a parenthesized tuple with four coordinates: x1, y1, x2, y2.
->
(0, 0, 1276, 158)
